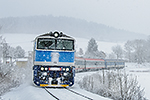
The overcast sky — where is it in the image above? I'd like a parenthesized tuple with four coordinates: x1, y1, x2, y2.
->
(0, 0, 150, 35)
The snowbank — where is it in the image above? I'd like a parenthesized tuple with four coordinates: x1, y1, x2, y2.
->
(125, 63, 150, 99)
(77, 70, 146, 100)
(1, 63, 150, 100)
(1, 74, 110, 100)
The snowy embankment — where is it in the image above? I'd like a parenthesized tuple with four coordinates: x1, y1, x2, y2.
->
(75, 63, 150, 100)
(1, 63, 150, 100)
(1, 72, 110, 100)
(125, 63, 150, 100)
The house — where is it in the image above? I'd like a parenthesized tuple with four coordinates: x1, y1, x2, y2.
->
(16, 58, 28, 67)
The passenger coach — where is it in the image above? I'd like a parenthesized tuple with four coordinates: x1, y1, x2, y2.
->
(75, 57, 125, 72)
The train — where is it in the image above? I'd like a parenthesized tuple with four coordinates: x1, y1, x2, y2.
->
(32, 31, 125, 87)
(75, 57, 125, 72)
(33, 31, 75, 87)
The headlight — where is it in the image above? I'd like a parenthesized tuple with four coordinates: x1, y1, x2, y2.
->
(54, 32, 59, 38)
(36, 81, 39, 84)
(63, 68, 66, 71)
(41, 67, 44, 71)
(54, 33, 58, 37)
(64, 73, 68, 76)
(66, 68, 69, 71)
(45, 67, 48, 71)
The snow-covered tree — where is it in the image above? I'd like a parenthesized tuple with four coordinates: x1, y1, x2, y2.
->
(14, 46, 25, 58)
(132, 39, 146, 64)
(0, 36, 10, 64)
(84, 38, 105, 58)
(8, 47, 16, 58)
(79, 48, 84, 55)
(3, 43, 10, 60)
(0, 35, 29, 95)
(108, 52, 116, 59)
(87, 38, 98, 52)
(124, 40, 134, 62)
(76, 48, 84, 57)
(0, 36, 6, 56)
(124, 39, 147, 63)
(145, 35, 150, 62)
(78, 70, 146, 100)
(0, 36, 29, 96)
(112, 45, 123, 59)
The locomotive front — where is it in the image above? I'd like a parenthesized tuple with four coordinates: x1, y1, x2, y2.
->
(33, 31, 75, 87)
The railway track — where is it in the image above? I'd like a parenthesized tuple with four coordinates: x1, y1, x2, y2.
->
(65, 87, 93, 100)
(44, 87, 59, 100)
(44, 87, 93, 100)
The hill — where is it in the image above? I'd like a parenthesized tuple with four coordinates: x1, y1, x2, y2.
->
(0, 15, 147, 42)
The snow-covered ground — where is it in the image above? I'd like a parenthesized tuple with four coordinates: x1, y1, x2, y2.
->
(1, 63, 150, 100)
(1, 72, 110, 100)
(125, 63, 150, 100)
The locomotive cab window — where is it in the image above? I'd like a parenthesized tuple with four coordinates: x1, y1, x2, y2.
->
(56, 39, 74, 50)
(37, 38, 74, 50)
(37, 38, 55, 49)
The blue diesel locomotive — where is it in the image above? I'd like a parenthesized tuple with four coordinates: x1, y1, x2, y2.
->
(33, 31, 75, 87)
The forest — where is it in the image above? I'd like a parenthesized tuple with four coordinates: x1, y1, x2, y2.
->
(0, 15, 147, 42)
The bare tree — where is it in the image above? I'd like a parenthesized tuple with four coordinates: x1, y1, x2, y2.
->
(112, 45, 123, 59)
(108, 52, 116, 59)
(78, 70, 146, 100)
(145, 35, 150, 62)
(124, 40, 134, 62)
(132, 39, 146, 64)
(124, 39, 148, 64)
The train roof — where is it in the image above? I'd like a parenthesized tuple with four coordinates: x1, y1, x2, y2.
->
(35, 31, 74, 40)
(104, 59, 125, 62)
(75, 57, 125, 62)
(75, 57, 104, 61)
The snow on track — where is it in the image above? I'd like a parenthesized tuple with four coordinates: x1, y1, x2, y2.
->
(1, 83, 110, 100)
(44, 88, 60, 100)
(2, 83, 56, 100)
(65, 87, 93, 100)
(44, 88, 89, 100)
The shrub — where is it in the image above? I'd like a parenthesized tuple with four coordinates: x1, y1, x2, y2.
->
(78, 70, 146, 100)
